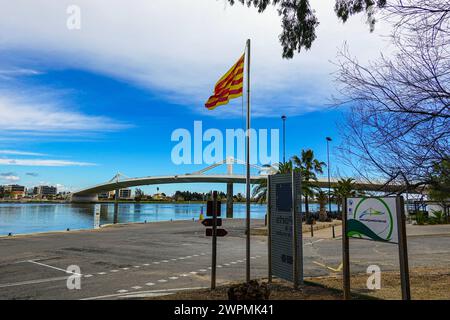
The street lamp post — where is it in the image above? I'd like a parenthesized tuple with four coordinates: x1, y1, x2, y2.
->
(326, 137, 332, 216)
(281, 115, 287, 163)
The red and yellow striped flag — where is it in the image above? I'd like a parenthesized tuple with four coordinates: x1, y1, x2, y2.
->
(205, 54, 245, 110)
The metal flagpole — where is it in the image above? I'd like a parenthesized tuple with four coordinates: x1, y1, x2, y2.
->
(245, 39, 251, 283)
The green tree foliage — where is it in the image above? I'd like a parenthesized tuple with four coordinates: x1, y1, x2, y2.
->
(292, 149, 326, 222)
(331, 178, 356, 217)
(226, 0, 386, 58)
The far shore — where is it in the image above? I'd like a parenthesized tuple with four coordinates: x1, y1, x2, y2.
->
(0, 199, 276, 205)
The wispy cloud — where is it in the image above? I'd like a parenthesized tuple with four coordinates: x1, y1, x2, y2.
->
(0, 95, 130, 134)
(0, 172, 20, 182)
(0, 0, 391, 118)
(25, 172, 39, 177)
(0, 158, 96, 167)
(0, 150, 47, 156)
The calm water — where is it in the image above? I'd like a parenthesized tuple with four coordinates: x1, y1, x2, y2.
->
(0, 202, 336, 236)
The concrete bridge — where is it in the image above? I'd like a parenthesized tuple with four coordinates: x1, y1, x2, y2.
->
(70, 157, 410, 217)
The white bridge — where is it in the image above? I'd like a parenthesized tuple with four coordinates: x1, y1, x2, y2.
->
(71, 157, 409, 217)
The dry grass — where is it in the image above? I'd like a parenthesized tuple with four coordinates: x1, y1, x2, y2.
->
(150, 267, 450, 300)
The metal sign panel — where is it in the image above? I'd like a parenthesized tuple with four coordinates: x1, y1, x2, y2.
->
(269, 172, 302, 283)
(346, 197, 399, 244)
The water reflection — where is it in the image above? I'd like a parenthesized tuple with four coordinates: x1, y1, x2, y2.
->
(0, 202, 336, 236)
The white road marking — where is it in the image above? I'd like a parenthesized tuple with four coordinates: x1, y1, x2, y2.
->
(153, 262, 160, 264)
(180, 274, 189, 277)
(134, 266, 141, 268)
(158, 279, 168, 283)
(110, 270, 119, 273)
(186, 256, 192, 258)
(198, 269, 207, 272)
(143, 264, 149, 266)
(217, 265, 222, 268)
(121, 268, 129, 270)
(178, 257, 185, 260)
(190, 271, 197, 275)
(237, 260, 243, 263)
(193, 254, 199, 257)
(117, 289, 128, 293)
(84, 274, 93, 278)
(146, 282, 155, 286)
(169, 276, 179, 280)
(27, 260, 82, 276)
(0, 276, 69, 288)
(162, 260, 169, 263)
(82, 287, 207, 300)
(131, 286, 142, 290)
(97, 272, 107, 275)
(224, 263, 230, 266)
(231, 262, 237, 264)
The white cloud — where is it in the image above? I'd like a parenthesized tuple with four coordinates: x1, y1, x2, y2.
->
(0, 150, 47, 156)
(0, 0, 392, 117)
(0, 94, 129, 133)
(0, 158, 96, 167)
(0, 173, 20, 182)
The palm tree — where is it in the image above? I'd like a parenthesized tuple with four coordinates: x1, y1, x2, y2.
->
(331, 178, 356, 218)
(316, 190, 328, 222)
(252, 161, 292, 203)
(292, 149, 326, 223)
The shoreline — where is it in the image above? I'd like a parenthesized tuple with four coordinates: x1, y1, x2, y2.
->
(0, 217, 262, 239)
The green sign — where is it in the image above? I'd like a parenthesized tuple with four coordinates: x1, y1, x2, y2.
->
(346, 197, 399, 244)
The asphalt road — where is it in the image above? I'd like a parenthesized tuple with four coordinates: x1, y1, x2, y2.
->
(0, 219, 449, 300)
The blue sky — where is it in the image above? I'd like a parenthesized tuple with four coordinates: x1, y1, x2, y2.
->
(0, 0, 391, 195)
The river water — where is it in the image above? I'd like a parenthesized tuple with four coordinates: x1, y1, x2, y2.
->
(0, 202, 336, 236)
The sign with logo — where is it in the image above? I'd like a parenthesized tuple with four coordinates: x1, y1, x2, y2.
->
(346, 197, 398, 244)
(343, 196, 410, 300)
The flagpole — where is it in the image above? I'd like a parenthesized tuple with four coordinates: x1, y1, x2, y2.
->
(245, 38, 251, 283)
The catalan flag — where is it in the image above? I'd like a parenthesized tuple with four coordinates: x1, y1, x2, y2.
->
(205, 54, 245, 110)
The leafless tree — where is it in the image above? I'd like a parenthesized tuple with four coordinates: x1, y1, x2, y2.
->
(334, 1, 450, 191)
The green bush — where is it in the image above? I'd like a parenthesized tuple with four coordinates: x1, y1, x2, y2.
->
(431, 210, 445, 224)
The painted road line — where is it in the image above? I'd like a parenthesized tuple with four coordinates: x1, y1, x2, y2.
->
(121, 267, 130, 270)
(0, 276, 69, 288)
(27, 260, 82, 276)
(134, 266, 141, 268)
(158, 279, 168, 283)
(97, 272, 107, 275)
(153, 262, 160, 264)
(162, 260, 169, 263)
(131, 286, 142, 290)
(180, 274, 188, 277)
(169, 276, 179, 280)
(313, 261, 343, 272)
(143, 264, 149, 266)
(110, 270, 119, 273)
(146, 282, 155, 286)
(84, 274, 93, 278)
(224, 263, 230, 266)
(82, 287, 208, 300)
(190, 271, 197, 275)
(198, 269, 207, 272)
(178, 257, 185, 260)
(117, 289, 128, 293)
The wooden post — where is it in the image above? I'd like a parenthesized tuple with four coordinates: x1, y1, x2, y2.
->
(267, 176, 272, 283)
(342, 198, 351, 300)
(396, 196, 411, 300)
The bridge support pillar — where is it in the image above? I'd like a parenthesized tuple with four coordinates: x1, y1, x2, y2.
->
(226, 183, 233, 218)
(114, 188, 119, 224)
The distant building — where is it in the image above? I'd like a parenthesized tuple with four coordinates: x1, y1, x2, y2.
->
(119, 189, 132, 199)
(107, 189, 132, 200)
(98, 192, 110, 199)
(33, 186, 57, 198)
(3, 185, 26, 199)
